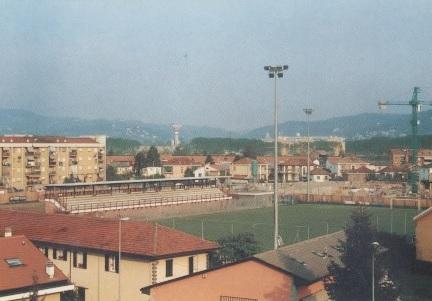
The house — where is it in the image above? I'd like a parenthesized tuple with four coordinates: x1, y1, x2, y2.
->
(106, 155, 135, 175)
(142, 166, 162, 178)
(325, 156, 369, 177)
(194, 164, 219, 178)
(0, 210, 218, 301)
(142, 231, 345, 301)
(389, 148, 432, 166)
(310, 167, 331, 182)
(230, 157, 269, 182)
(0, 233, 74, 301)
(344, 166, 374, 183)
(161, 156, 205, 178)
(259, 156, 314, 182)
(379, 165, 410, 181)
(414, 207, 432, 264)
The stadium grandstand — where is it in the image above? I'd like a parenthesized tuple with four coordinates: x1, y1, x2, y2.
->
(44, 176, 231, 214)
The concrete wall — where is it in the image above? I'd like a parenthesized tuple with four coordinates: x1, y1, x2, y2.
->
(90, 195, 273, 220)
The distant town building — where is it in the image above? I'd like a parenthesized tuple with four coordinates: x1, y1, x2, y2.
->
(258, 156, 314, 182)
(389, 148, 432, 166)
(142, 166, 163, 178)
(194, 164, 219, 178)
(0, 135, 106, 191)
(325, 156, 369, 177)
(0, 210, 218, 301)
(230, 157, 269, 182)
(106, 155, 135, 175)
(161, 156, 205, 178)
(414, 208, 432, 264)
(310, 167, 331, 182)
(171, 124, 182, 149)
(0, 234, 74, 301)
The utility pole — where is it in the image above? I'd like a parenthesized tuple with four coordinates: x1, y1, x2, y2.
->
(264, 65, 288, 250)
(303, 108, 313, 202)
(378, 87, 432, 194)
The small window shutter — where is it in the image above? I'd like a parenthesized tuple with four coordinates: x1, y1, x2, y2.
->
(44, 247, 49, 257)
(104, 255, 109, 271)
(73, 252, 77, 267)
(63, 249, 67, 260)
(53, 248, 57, 259)
(115, 254, 119, 273)
(83, 253, 87, 269)
(188, 256, 194, 275)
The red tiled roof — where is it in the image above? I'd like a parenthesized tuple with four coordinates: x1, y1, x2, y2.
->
(346, 166, 374, 174)
(162, 156, 206, 166)
(0, 135, 99, 144)
(327, 156, 368, 165)
(0, 235, 68, 292)
(106, 155, 135, 165)
(258, 156, 313, 166)
(380, 165, 411, 173)
(310, 167, 331, 176)
(0, 210, 218, 259)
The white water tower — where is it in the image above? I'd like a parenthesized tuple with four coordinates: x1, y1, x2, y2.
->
(171, 124, 182, 149)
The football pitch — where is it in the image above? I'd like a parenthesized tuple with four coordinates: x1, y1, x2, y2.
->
(158, 204, 419, 251)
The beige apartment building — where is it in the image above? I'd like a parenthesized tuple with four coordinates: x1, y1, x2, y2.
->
(0, 135, 106, 191)
(0, 210, 218, 301)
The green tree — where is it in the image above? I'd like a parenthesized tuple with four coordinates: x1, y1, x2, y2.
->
(210, 232, 260, 267)
(325, 207, 399, 301)
(205, 154, 214, 164)
(133, 151, 147, 176)
(146, 146, 161, 167)
(184, 168, 194, 177)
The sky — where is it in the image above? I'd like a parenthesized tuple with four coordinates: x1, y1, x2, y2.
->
(0, 0, 431, 131)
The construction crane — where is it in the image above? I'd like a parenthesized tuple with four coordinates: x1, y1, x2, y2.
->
(378, 86, 432, 194)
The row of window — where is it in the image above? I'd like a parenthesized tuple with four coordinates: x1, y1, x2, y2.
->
(165, 256, 197, 278)
(41, 247, 88, 269)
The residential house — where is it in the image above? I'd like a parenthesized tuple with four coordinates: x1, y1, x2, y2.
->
(0, 210, 218, 301)
(344, 166, 374, 183)
(259, 156, 314, 182)
(194, 165, 219, 178)
(142, 166, 162, 178)
(310, 167, 331, 182)
(325, 156, 369, 178)
(142, 231, 345, 301)
(379, 165, 410, 181)
(0, 233, 74, 301)
(414, 207, 432, 264)
(106, 155, 135, 175)
(161, 156, 205, 178)
(389, 148, 432, 166)
(230, 157, 268, 182)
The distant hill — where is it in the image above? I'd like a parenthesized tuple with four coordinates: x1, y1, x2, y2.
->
(0, 109, 237, 143)
(244, 111, 432, 139)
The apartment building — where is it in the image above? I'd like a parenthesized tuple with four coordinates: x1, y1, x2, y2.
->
(325, 156, 369, 177)
(0, 234, 73, 301)
(389, 148, 432, 166)
(0, 135, 106, 191)
(0, 210, 218, 301)
(161, 156, 205, 178)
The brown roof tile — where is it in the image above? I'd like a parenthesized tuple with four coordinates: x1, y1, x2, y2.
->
(0, 210, 218, 259)
(0, 235, 68, 293)
(0, 135, 98, 144)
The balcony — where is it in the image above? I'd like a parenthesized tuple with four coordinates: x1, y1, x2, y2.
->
(49, 160, 57, 167)
(69, 150, 78, 158)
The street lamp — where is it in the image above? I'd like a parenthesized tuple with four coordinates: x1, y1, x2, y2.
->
(371, 241, 380, 301)
(264, 64, 288, 250)
(303, 108, 313, 202)
(118, 216, 130, 301)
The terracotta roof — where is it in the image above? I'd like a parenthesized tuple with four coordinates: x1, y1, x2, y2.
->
(210, 155, 236, 164)
(258, 156, 313, 166)
(0, 210, 218, 259)
(327, 156, 368, 165)
(106, 155, 135, 165)
(346, 166, 374, 174)
(380, 164, 410, 173)
(0, 135, 99, 144)
(162, 156, 205, 166)
(310, 167, 331, 176)
(254, 231, 345, 283)
(0, 235, 69, 293)
(233, 157, 255, 164)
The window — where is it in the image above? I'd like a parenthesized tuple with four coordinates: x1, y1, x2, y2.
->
(188, 256, 195, 275)
(165, 259, 173, 277)
(5, 258, 23, 267)
(317, 176, 321, 180)
(104, 254, 118, 273)
(73, 251, 87, 269)
(53, 248, 67, 261)
(220, 297, 257, 301)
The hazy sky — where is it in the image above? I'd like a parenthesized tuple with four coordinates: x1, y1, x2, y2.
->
(0, 0, 431, 130)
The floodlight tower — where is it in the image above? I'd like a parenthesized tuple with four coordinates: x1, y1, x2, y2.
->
(303, 108, 313, 202)
(264, 64, 289, 250)
(378, 87, 432, 193)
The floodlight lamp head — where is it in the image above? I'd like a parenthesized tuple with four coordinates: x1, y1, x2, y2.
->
(283, 65, 289, 70)
(277, 73, 283, 78)
(269, 73, 275, 78)
(378, 101, 387, 110)
(264, 66, 270, 71)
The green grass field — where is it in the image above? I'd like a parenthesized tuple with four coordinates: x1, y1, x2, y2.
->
(158, 204, 419, 251)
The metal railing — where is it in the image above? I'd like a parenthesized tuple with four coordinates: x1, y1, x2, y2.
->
(67, 193, 231, 213)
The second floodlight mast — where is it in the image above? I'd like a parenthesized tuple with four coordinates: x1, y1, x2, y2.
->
(378, 87, 432, 194)
(264, 65, 288, 250)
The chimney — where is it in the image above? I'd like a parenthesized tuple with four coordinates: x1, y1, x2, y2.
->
(4, 227, 12, 237)
(46, 261, 54, 279)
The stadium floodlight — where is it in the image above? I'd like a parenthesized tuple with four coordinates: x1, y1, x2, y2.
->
(263, 64, 289, 250)
(303, 108, 314, 203)
(371, 241, 380, 301)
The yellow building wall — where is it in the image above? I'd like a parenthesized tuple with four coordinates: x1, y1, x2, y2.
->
(46, 247, 208, 301)
(416, 214, 432, 262)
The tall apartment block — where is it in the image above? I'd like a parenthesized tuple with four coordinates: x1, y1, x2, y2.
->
(0, 135, 106, 191)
